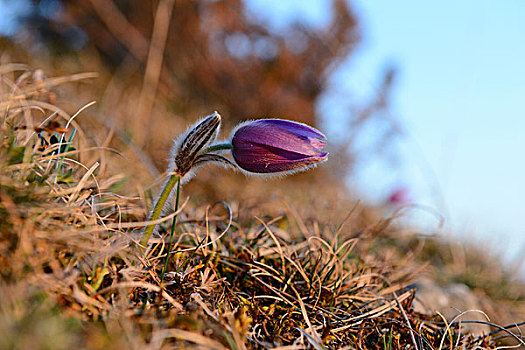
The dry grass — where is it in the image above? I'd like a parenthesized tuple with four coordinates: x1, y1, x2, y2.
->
(1, 64, 524, 349)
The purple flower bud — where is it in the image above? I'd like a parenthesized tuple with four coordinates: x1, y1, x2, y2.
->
(230, 119, 328, 175)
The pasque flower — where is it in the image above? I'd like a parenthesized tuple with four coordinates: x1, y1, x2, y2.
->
(141, 114, 328, 251)
(230, 119, 328, 175)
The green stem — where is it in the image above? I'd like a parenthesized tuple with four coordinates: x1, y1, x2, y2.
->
(160, 176, 181, 283)
(204, 142, 232, 153)
(140, 173, 181, 251)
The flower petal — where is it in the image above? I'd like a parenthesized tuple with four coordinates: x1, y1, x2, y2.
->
(232, 141, 328, 173)
(232, 119, 327, 157)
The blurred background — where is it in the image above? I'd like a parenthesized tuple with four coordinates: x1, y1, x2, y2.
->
(1, 0, 524, 274)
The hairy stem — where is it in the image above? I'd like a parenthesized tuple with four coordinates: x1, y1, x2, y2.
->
(161, 175, 180, 282)
(140, 173, 181, 251)
(204, 142, 232, 153)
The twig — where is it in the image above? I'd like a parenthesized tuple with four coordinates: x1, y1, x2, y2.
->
(134, 0, 175, 145)
(88, 0, 149, 60)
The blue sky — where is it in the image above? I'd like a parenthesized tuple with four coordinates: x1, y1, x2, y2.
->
(246, 0, 525, 263)
(342, 1, 525, 258)
(2, 0, 524, 264)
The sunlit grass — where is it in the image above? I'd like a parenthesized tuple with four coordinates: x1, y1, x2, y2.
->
(1, 63, 524, 349)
